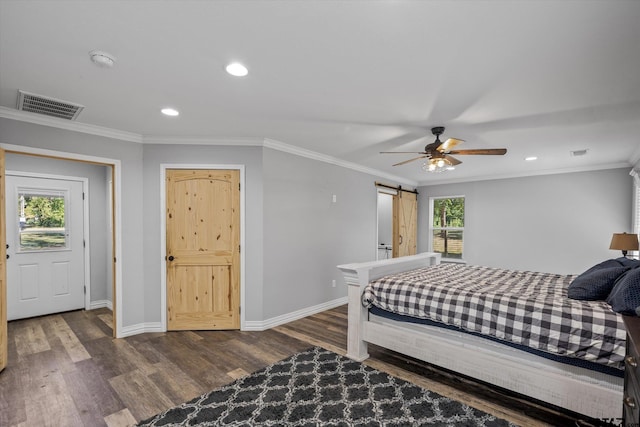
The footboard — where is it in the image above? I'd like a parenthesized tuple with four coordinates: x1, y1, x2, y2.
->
(337, 252, 441, 361)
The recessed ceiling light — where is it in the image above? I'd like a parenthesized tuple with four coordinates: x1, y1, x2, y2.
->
(89, 50, 116, 68)
(525, 156, 538, 161)
(161, 108, 179, 116)
(225, 62, 248, 77)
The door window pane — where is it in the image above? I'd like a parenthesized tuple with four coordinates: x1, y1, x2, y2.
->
(18, 192, 67, 251)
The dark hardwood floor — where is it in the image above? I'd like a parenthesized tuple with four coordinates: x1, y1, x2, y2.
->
(0, 305, 611, 426)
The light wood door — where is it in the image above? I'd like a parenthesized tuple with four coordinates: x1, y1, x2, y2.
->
(166, 169, 240, 330)
(0, 149, 6, 371)
(392, 190, 417, 258)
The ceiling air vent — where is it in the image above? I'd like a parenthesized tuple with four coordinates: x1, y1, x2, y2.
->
(17, 90, 84, 120)
(570, 149, 589, 157)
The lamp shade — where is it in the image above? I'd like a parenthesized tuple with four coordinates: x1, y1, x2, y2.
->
(609, 233, 639, 251)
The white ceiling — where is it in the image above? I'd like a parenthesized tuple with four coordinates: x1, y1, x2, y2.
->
(1, 0, 639, 185)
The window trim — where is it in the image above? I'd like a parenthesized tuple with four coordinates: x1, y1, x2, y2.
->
(428, 195, 465, 262)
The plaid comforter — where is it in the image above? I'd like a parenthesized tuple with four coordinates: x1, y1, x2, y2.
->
(363, 263, 625, 370)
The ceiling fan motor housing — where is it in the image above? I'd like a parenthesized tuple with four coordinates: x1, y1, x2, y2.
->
(431, 126, 445, 136)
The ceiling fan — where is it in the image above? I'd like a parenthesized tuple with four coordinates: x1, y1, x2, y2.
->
(380, 126, 507, 169)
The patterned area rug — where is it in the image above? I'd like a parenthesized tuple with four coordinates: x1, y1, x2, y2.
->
(137, 347, 515, 426)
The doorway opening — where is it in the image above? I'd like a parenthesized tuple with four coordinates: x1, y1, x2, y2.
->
(1, 143, 122, 338)
(376, 183, 418, 259)
(377, 189, 395, 260)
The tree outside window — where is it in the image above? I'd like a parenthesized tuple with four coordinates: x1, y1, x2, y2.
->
(18, 193, 67, 250)
(430, 196, 464, 259)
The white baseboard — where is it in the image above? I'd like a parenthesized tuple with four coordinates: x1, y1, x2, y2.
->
(114, 297, 347, 337)
(243, 296, 348, 331)
(120, 322, 164, 338)
(89, 300, 113, 311)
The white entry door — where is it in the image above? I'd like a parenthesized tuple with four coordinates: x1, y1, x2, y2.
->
(5, 174, 85, 321)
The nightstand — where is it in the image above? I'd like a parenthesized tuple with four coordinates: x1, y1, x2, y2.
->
(623, 315, 640, 424)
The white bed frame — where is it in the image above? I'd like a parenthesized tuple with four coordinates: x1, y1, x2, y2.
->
(337, 252, 623, 420)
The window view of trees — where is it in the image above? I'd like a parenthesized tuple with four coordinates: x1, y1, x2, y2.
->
(22, 196, 65, 227)
(431, 197, 464, 259)
(18, 194, 67, 250)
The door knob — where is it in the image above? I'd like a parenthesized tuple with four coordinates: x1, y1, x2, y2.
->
(167, 255, 175, 261)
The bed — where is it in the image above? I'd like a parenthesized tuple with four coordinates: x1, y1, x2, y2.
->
(337, 252, 624, 420)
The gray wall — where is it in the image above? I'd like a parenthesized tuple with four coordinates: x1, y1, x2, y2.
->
(6, 116, 630, 329)
(0, 118, 391, 328)
(262, 148, 378, 319)
(142, 145, 391, 323)
(418, 168, 633, 274)
(0, 118, 145, 327)
(141, 143, 265, 322)
(5, 153, 111, 303)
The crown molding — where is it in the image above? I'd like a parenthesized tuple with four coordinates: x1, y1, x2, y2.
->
(0, 108, 414, 185)
(0, 106, 143, 143)
(418, 162, 632, 186)
(263, 138, 418, 187)
(631, 143, 640, 167)
(7, 107, 623, 187)
(143, 135, 264, 146)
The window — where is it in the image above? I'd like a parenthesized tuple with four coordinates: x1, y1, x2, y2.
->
(429, 196, 464, 260)
(17, 190, 68, 251)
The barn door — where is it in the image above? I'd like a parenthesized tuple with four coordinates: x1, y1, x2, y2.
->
(0, 149, 7, 372)
(166, 169, 240, 330)
(392, 190, 417, 258)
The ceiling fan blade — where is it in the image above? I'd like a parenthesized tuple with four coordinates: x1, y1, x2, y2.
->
(448, 148, 507, 155)
(393, 155, 428, 166)
(380, 151, 427, 154)
(444, 155, 462, 166)
(437, 138, 465, 152)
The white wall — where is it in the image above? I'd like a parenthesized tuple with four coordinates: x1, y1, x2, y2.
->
(418, 168, 633, 274)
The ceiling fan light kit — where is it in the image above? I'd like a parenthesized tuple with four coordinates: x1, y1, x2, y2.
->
(422, 154, 456, 173)
(423, 159, 447, 173)
(380, 126, 507, 173)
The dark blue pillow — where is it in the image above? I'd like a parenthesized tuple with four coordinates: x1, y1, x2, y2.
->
(606, 268, 640, 315)
(568, 266, 630, 300)
(582, 259, 625, 274)
(616, 257, 640, 269)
